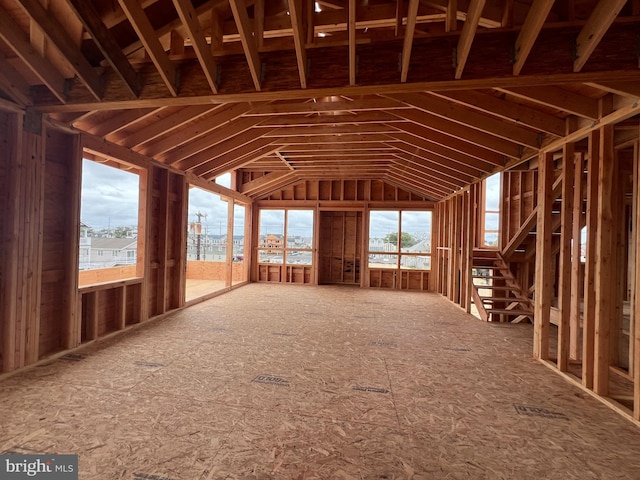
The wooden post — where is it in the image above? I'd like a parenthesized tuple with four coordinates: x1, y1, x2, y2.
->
(137, 167, 149, 322)
(533, 151, 554, 360)
(634, 139, 640, 419)
(583, 130, 600, 389)
(557, 143, 575, 371)
(593, 125, 616, 396)
(226, 199, 234, 287)
(570, 152, 585, 360)
(62, 133, 83, 349)
(1, 112, 22, 373)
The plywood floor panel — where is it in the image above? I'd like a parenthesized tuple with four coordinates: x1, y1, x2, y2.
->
(1, 284, 640, 479)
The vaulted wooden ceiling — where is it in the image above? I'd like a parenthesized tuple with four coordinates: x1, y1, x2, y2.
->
(1, 0, 639, 200)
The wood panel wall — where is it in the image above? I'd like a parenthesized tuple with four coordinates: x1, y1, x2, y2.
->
(0, 110, 240, 375)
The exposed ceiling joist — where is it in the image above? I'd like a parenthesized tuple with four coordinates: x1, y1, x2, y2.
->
(512, 0, 554, 76)
(66, 0, 140, 98)
(229, 0, 262, 91)
(117, 0, 178, 96)
(573, 0, 627, 72)
(172, 0, 219, 94)
(0, 5, 67, 103)
(287, 0, 307, 88)
(454, 0, 485, 79)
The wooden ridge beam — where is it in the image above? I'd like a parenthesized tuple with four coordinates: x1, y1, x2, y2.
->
(256, 111, 404, 127)
(172, 0, 219, 94)
(118, 0, 178, 96)
(66, 0, 139, 98)
(246, 97, 408, 115)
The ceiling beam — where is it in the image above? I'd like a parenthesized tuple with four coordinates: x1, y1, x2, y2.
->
(145, 102, 255, 158)
(288, 0, 308, 88)
(198, 139, 282, 178)
(386, 133, 497, 171)
(16, 0, 103, 100)
(391, 107, 520, 158)
(431, 89, 565, 136)
(388, 92, 540, 148)
(574, 0, 627, 72)
(587, 82, 640, 98)
(257, 111, 404, 127)
(239, 170, 293, 194)
(512, 0, 554, 76)
(349, 0, 357, 86)
(118, 0, 178, 96)
(84, 108, 158, 137)
(247, 97, 408, 115)
(0, 54, 32, 106)
(400, 0, 419, 82)
(454, 0, 485, 79)
(167, 117, 268, 167)
(0, 5, 67, 103)
(496, 86, 599, 120)
(229, 0, 263, 91)
(66, 0, 139, 98)
(390, 120, 505, 165)
(172, 0, 219, 94)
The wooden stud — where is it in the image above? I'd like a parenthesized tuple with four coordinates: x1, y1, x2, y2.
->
(348, 0, 357, 86)
(593, 125, 615, 396)
(400, 0, 419, 83)
(288, 0, 308, 88)
(533, 151, 553, 360)
(557, 142, 575, 372)
(229, 0, 262, 91)
(570, 152, 584, 360)
(582, 130, 600, 389)
(634, 139, 640, 419)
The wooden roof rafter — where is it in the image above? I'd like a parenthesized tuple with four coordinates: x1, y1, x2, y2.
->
(229, 0, 263, 91)
(172, 0, 219, 94)
(66, 0, 140, 98)
(117, 0, 179, 96)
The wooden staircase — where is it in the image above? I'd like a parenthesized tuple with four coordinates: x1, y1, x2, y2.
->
(471, 249, 534, 323)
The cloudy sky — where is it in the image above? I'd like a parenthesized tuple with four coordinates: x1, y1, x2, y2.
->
(81, 159, 497, 239)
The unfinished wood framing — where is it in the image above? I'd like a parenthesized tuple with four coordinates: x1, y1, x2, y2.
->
(2, 1, 640, 460)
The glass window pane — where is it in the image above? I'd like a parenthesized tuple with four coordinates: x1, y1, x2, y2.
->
(286, 251, 313, 265)
(485, 212, 500, 231)
(369, 211, 399, 253)
(368, 254, 398, 268)
(401, 255, 431, 270)
(187, 188, 228, 263)
(260, 210, 285, 250)
(485, 173, 501, 211)
(259, 249, 283, 264)
(484, 232, 499, 247)
(287, 210, 314, 249)
(400, 211, 432, 253)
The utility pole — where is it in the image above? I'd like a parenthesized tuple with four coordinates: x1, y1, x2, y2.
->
(194, 211, 207, 260)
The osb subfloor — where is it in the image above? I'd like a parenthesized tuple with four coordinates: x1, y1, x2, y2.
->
(2, 284, 640, 479)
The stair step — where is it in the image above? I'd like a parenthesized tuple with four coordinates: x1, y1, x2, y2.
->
(481, 297, 530, 303)
(473, 285, 519, 290)
(487, 308, 533, 316)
